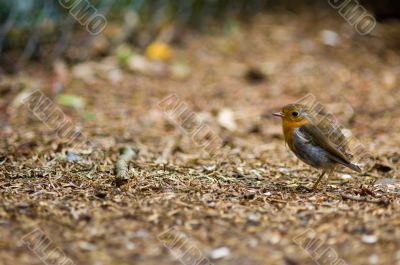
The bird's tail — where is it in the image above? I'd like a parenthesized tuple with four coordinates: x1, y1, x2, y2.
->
(344, 162, 362, 173)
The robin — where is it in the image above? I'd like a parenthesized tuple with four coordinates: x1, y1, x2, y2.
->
(273, 103, 361, 189)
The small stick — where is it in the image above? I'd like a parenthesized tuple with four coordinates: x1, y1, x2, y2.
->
(340, 192, 390, 206)
(115, 147, 139, 184)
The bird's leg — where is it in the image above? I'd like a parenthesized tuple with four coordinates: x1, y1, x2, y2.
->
(313, 169, 327, 190)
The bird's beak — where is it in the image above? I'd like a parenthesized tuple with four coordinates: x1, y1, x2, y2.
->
(272, 112, 283, 117)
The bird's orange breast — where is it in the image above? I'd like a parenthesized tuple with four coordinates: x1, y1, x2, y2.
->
(282, 119, 310, 151)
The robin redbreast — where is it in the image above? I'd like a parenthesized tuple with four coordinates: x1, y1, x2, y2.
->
(273, 103, 361, 189)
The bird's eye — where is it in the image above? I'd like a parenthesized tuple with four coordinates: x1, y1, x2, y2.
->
(292, 111, 299, 117)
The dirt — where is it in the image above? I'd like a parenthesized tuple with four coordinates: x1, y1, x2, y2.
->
(0, 9, 400, 265)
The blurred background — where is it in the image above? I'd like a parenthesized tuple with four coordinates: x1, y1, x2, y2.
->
(1, 1, 400, 265)
(1, 0, 400, 69)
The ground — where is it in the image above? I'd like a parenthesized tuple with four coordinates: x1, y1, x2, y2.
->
(0, 9, 400, 265)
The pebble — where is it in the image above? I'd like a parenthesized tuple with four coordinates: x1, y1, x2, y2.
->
(320, 30, 340, 46)
(209, 247, 231, 260)
(218, 108, 237, 131)
(340, 174, 352, 180)
(362, 234, 378, 244)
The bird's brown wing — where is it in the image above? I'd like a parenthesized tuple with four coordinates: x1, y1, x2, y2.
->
(306, 111, 348, 153)
(300, 123, 361, 172)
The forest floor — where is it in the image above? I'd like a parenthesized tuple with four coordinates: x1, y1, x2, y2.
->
(0, 9, 400, 265)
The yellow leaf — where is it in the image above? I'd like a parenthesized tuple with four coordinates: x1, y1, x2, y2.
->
(145, 42, 172, 61)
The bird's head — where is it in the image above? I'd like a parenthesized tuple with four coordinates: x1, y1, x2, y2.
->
(273, 104, 310, 128)
(272, 103, 312, 147)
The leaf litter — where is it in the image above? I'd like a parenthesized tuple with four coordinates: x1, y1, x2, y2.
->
(0, 10, 400, 265)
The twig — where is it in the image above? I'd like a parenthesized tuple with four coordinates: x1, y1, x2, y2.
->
(340, 192, 390, 206)
(115, 146, 139, 184)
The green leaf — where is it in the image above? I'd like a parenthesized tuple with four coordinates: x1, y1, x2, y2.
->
(56, 94, 85, 109)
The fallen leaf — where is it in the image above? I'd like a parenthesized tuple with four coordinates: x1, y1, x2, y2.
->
(145, 42, 173, 61)
(57, 94, 85, 109)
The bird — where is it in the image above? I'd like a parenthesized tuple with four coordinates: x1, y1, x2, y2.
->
(273, 103, 361, 189)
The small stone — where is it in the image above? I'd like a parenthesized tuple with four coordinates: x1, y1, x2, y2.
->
(170, 62, 191, 80)
(250, 169, 262, 178)
(362, 234, 377, 244)
(268, 232, 281, 245)
(340, 174, 352, 180)
(247, 213, 260, 224)
(320, 30, 339, 46)
(218, 108, 237, 131)
(203, 165, 216, 172)
(338, 203, 351, 210)
(126, 241, 136, 250)
(66, 151, 81, 162)
(135, 229, 149, 238)
(72, 63, 95, 83)
(79, 241, 96, 251)
(279, 167, 290, 174)
(209, 247, 231, 260)
(127, 55, 151, 74)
